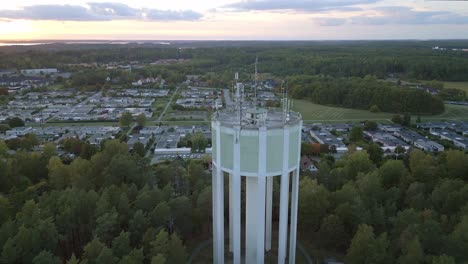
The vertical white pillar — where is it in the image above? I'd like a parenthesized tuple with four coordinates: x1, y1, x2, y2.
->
(265, 176, 273, 251)
(256, 126, 267, 264)
(289, 122, 302, 264)
(288, 169, 299, 264)
(212, 121, 224, 264)
(245, 177, 258, 264)
(229, 173, 233, 253)
(278, 126, 290, 264)
(211, 167, 218, 262)
(212, 166, 224, 263)
(232, 127, 241, 264)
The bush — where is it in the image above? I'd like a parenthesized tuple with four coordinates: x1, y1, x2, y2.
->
(369, 105, 381, 113)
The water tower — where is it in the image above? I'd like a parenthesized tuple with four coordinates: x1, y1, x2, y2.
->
(211, 71, 302, 264)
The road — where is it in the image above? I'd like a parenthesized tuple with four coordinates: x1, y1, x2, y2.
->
(144, 86, 180, 158)
(156, 86, 180, 122)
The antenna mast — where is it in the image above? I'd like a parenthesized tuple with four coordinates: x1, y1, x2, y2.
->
(254, 57, 258, 109)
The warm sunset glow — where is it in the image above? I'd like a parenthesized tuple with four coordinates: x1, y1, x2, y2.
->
(0, 0, 468, 40)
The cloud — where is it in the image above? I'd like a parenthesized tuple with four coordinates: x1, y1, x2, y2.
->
(313, 6, 468, 26)
(313, 17, 347, 26)
(352, 6, 468, 25)
(0, 5, 99, 21)
(225, 0, 377, 12)
(0, 3, 203, 21)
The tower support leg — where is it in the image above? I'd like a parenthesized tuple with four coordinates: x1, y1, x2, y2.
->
(265, 176, 273, 251)
(288, 169, 299, 264)
(212, 166, 224, 264)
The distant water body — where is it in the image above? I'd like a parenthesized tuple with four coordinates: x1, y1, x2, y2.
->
(0, 41, 171, 46)
(0, 42, 50, 46)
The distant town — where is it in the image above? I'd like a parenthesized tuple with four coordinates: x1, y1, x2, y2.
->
(1, 65, 467, 170)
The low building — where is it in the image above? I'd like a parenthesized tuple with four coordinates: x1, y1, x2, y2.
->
(394, 129, 444, 152)
(20, 68, 58, 75)
(310, 129, 346, 148)
(6, 127, 33, 137)
(414, 140, 444, 152)
(127, 135, 151, 149)
(430, 129, 468, 149)
(365, 131, 409, 152)
(139, 126, 162, 136)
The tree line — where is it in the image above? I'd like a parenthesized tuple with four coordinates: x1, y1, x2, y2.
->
(288, 75, 445, 115)
(300, 148, 468, 263)
(2, 41, 468, 81)
(0, 139, 212, 263)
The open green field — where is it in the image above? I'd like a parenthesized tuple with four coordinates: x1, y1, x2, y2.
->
(443, 81, 468, 93)
(292, 100, 394, 123)
(421, 104, 468, 121)
(292, 99, 468, 123)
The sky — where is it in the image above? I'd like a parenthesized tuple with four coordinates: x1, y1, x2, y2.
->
(1, 0, 468, 40)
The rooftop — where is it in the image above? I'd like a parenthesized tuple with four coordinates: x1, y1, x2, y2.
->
(212, 108, 301, 129)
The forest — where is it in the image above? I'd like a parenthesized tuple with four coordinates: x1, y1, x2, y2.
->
(0, 136, 468, 263)
(2, 41, 468, 82)
(288, 75, 445, 115)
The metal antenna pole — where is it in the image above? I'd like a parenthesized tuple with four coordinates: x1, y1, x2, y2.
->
(254, 57, 258, 109)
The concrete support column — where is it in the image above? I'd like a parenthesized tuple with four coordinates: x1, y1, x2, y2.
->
(232, 127, 241, 264)
(246, 177, 259, 264)
(265, 176, 273, 251)
(256, 127, 267, 264)
(212, 166, 224, 264)
(212, 121, 224, 264)
(278, 126, 290, 264)
(289, 122, 302, 264)
(229, 173, 233, 253)
(288, 169, 299, 264)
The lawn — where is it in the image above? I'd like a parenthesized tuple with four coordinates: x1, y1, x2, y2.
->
(421, 104, 468, 121)
(292, 100, 394, 123)
(443, 81, 468, 93)
(292, 99, 468, 123)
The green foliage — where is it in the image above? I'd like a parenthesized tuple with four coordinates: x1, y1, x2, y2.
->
(96, 246, 118, 264)
(191, 132, 208, 152)
(349, 126, 364, 142)
(82, 237, 105, 263)
(133, 142, 146, 157)
(346, 224, 389, 264)
(432, 255, 456, 264)
(112, 231, 131, 259)
(119, 112, 133, 127)
(136, 113, 146, 127)
(8, 117, 24, 128)
(369, 105, 381, 113)
(364, 121, 378, 131)
(366, 143, 384, 165)
(298, 178, 330, 233)
(151, 229, 169, 257)
(151, 254, 167, 264)
(398, 236, 424, 264)
(289, 75, 444, 115)
(32, 251, 61, 264)
(167, 233, 187, 264)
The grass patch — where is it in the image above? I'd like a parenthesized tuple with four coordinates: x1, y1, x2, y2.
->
(443, 81, 468, 93)
(419, 104, 468, 121)
(293, 100, 468, 123)
(292, 99, 394, 123)
(148, 121, 209, 126)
